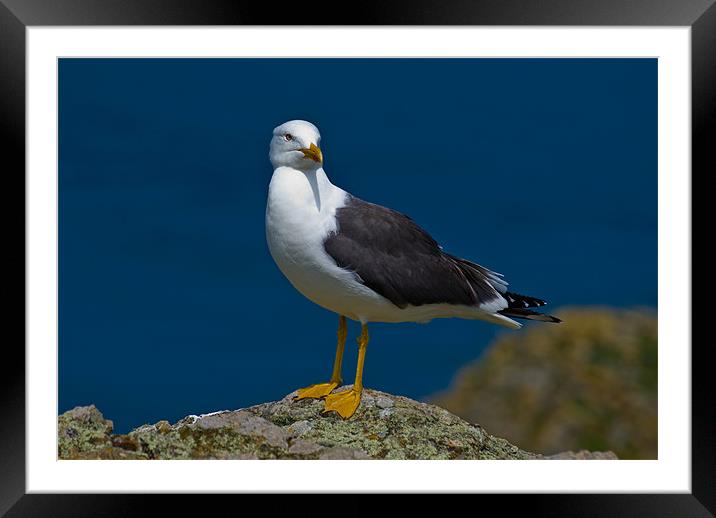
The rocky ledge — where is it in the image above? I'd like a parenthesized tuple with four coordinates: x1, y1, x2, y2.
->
(58, 388, 617, 460)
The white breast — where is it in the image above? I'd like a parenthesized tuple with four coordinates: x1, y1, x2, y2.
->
(265, 167, 390, 322)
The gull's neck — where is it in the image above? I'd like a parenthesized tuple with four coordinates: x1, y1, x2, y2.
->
(301, 167, 337, 212)
(269, 164, 346, 217)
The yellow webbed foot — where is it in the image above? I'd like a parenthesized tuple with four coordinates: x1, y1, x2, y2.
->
(322, 388, 362, 419)
(294, 381, 340, 400)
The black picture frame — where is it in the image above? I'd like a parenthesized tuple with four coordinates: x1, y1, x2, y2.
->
(4, 0, 709, 514)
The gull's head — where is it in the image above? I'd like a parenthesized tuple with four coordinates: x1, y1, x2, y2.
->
(269, 120, 323, 171)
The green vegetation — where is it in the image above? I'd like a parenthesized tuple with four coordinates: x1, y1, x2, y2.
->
(430, 307, 657, 459)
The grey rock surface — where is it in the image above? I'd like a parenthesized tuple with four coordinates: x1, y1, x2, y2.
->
(57, 388, 618, 460)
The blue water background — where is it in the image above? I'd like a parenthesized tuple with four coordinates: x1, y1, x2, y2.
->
(59, 59, 656, 432)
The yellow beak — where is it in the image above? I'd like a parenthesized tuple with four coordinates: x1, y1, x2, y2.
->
(300, 143, 323, 163)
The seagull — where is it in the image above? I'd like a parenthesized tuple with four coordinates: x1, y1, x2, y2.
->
(265, 120, 561, 419)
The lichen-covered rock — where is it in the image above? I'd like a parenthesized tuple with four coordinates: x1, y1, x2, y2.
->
(541, 450, 618, 460)
(58, 405, 123, 459)
(57, 389, 617, 460)
(244, 387, 537, 460)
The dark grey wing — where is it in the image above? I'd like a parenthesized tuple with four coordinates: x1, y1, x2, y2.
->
(323, 196, 504, 309)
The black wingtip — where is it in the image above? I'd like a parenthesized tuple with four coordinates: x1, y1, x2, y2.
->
(499, 308, 563, 324)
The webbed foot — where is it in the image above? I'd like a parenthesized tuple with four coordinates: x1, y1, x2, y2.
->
(322, 388, 362, 419)
(294, 381, 340, 400)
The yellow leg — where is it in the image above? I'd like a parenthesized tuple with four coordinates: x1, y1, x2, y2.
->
(323, 323, 369, 419)
(294, 315, 347, 400)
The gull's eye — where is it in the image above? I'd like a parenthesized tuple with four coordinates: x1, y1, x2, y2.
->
(284, 133, 293, 142)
